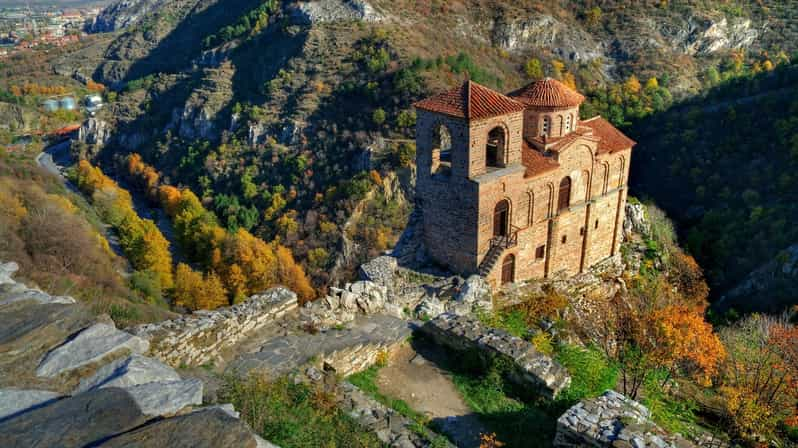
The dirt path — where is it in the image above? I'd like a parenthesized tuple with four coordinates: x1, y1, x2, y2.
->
(376, 343, 488, 448)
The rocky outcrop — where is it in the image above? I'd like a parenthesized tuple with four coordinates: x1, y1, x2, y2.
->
(287, 0, 384, 24)
(78, 117, 112, 147)
(87, 0, 156, 33)
(491, 14, 604, 62)
(0, 261, 280, 447)
(665, 16, 759, 56)
(36, 323, 150, 378)
(422, 313, 571, 400)
(132, 287, 299, 368)
(554, 390, 696, 447)
(624, 202, 650, 241)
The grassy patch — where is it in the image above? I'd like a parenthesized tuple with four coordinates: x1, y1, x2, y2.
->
(347, 364, 451, 446)
(221, 375, 386, 448)
(554, 344, 618, 404)
(640, 371, 700, 436)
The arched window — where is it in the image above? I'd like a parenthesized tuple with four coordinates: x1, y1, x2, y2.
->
(501, 254, 515, 284)
(556, 115, 564, 135)
(431, 124, 452, 176)
(486, 126, 505, 168)
(558, 177, 571, 211)
(542, 116, 550, 136)
(565, 114, 572, 132)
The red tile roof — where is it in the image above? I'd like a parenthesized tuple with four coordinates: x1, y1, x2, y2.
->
(581, 116, 636, 154)
(414, 80, 525, 120)
(509, 78, 585, 108)
(522, 140, 559, 178)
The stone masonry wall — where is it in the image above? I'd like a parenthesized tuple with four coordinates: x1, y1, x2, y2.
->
(554, 390, 697, 448)
(421, 313, 571, 400)
(132, 288, 298, 368)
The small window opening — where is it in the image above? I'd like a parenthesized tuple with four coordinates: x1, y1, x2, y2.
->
(486, 127, 505, 168)
(535, 245, 546, 260)
(579, 227, 585, 236)
(561, 235, 567, 244)
(542, 116, 550, 136)
(595, 219, 599, 229)
(565, 114, 572, 132)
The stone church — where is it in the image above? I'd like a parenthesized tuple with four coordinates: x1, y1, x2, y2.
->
(413, 78, 635, 288)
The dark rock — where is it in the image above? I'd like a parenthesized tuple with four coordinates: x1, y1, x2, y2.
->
(0, 387, 148, 447)
(98, 407, 260, 448)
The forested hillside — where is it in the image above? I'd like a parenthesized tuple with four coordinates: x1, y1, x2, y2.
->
(630, 59, 798, 311)
(62, 0, 797, 292)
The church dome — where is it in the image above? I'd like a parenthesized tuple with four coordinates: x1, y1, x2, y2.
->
(508, 78, 585, 108)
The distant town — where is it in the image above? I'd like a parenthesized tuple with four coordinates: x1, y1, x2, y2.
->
(0, 4, 102, 58)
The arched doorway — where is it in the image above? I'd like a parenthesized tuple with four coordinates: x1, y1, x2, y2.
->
(486, 127, 505, 168)
(493, 200, 509, 237)
(501, 254, 515, 284)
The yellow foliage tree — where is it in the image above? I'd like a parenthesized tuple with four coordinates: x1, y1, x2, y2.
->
(624, 75, 642, 95)
(173, 263, 228, 311)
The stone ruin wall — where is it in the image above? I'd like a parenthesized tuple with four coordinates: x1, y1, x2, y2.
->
(131, 288, 299, 368)
(421, 313, 571, 400)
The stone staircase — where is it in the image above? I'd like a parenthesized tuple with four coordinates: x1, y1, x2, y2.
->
(478, 244, 504, 277)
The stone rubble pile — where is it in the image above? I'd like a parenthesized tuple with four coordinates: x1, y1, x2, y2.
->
(0, 261, 278, 448)
(301, 255, 493, 330)
(132, 287, 299, 368)
(554, 390, 697, 448)
(422, 313, 571, 400)
(231, 314, 413, 378)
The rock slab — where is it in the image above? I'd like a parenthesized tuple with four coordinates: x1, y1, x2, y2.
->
(0, 387, 149, 448)
(36, 323, 150, 378)
(74, 354, 181, 394)
(0, 388, 61, 421)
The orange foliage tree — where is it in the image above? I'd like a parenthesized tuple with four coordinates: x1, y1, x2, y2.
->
(718, 315, 798, 441)
(173, 263, 228, 311)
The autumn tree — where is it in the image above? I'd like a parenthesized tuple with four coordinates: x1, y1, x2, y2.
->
(173, 263, 228, 311)
(718, 314, 798, 441)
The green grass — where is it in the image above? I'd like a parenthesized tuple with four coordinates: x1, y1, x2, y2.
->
(640, 370, 700, 436)
(221, 375, 387, 448)
(554, 344, 618, 404)
(347, 365, 451, 447)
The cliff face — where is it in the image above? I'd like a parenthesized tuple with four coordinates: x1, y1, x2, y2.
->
(86, 0, 161, 33)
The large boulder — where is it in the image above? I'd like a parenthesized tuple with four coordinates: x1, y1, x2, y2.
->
(74, 354, 181, 394)
(97, 407, 264, 448)
(36, 323, 150, 378)
(0, 387, 149, 448)
(0, 388, 61, 420)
